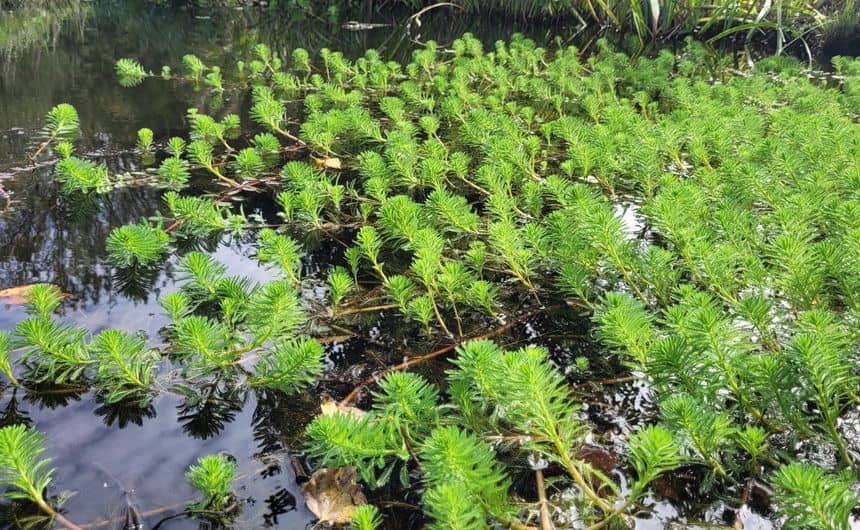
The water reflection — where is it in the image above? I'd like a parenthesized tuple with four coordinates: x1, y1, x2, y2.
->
(260, 487, 297, 527)
(22, 382, 85, 409)
(0, 390, 31, 428)
(113, 262, 163, 301)
(176, 378, 247, 440)
(94, 393, 158, 428)
(0, 0, 90, 64)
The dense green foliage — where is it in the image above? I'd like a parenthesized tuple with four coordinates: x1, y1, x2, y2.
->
(5, 30, 860, 529)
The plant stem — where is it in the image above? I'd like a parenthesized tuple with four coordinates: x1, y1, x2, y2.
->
(38, 499, 83, 530)
(586, 492, 637, 530)
(275, 126, 306, 146)
(28, 137, 54, 164)
(554, 444, 612, 514)
(536, 469, 554, 530)
(164, 216, 190, 233)
(63, 501, 191, 530)
(605, 244, 648, 305)
(451, 300, 464, 338)
(207, 165, 241, 187)
(428, 291, 454, 338)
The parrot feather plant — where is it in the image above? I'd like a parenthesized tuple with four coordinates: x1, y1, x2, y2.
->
(3, 27, 860, 530)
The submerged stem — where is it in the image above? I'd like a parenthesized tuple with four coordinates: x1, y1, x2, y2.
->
(39, 500, 83, 530)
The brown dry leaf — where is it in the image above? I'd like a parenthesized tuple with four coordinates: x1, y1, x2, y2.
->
(314, 157, 342, 170)
(321, 396, 366, 419)
(0, 284, 65, 305)
(302, 467, 367, 525)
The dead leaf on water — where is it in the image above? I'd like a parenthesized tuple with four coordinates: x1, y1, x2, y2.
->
(302, 467, 367, 525)
(0, 284, 66, 305)
(320, 396, 366, 419)
(314, 157, 342, 170)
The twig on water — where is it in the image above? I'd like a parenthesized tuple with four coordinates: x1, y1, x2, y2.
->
(572, 375, 637, 392)
(335, 303, 399, 317)
(405, 2, 463, 44)
(317, 334, 355, 344)
(339, 305, 552, 406)
(61, 501, 191, 530)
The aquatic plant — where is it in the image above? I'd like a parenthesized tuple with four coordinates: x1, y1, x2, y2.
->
(256, 228, 303, 284)
(15, 284, 91, 384)
(326, 266, 353, 315)
(136, 128, 154, 153)
(772, 462, 859, 530)
(100, 35, 860, 526)
(351, 504, 382, 530)
(0, 425, 54, 507)
(186, 454, 237, 512)
(105, 221, 169, 268)
(53, 155, 111, 194)
(306, 341, 682, 526)
(251, 338, 325, 393)
(44, 103, 79, 141)
(9, 28, 860, 529)
(0, 332, 17, 386)
(0, 425, 79, 529)
(91, 329, 159, 405)
(116, 58, 147, 87)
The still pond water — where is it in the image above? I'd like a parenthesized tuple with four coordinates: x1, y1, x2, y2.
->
(0, 3, 594, 528)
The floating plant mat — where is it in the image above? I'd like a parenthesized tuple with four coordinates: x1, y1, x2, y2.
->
(2, 29, 860, 530)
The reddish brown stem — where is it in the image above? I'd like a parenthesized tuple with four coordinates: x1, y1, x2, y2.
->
(164, 216, 189, 233)
(28, 138, 53, 165)
(317, 334, 355, 344)
(335, 303, 399, 317)
(572, 375, 636, 391)
(0, 184, 10, 215)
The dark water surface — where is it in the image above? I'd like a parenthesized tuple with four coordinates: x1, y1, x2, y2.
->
(0, 3, 591, 528)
